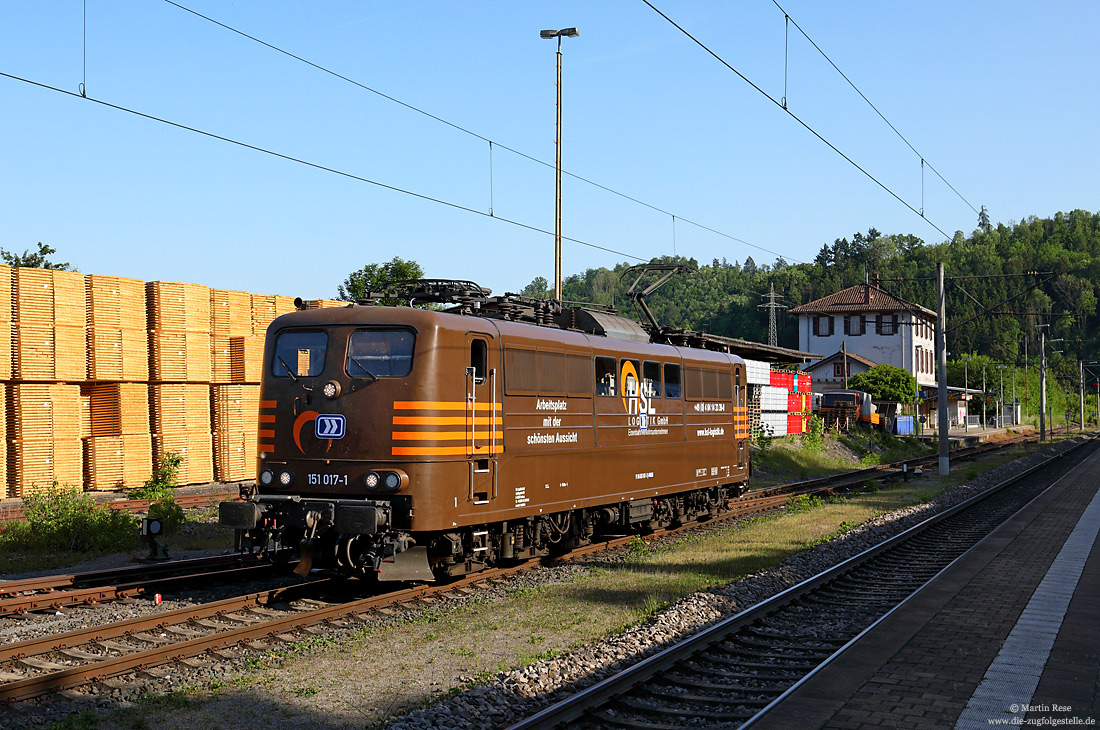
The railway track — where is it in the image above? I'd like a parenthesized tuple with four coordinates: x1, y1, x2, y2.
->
(0, 432, 1045, 706)
(506, 435, 1093, 730)
(0, 491, 234, 524)
(0, 553, 284, 616)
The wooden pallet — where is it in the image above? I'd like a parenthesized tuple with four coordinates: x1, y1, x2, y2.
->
(149, 384, 211, 435)
(152, 432, 213, 486)
(86, 274, 147, 330)
(13, 324, 87, 381)
(213, 429, 258, 482)
(149, 330, 212, 382)
(209, 288, 252, 337)
(82, 383, 151, 437)
(83, 434, 153, 490)
(146, 281, 211, 332)
(250, 294, 297, 336)
(13, 269, 87, 327)
(0, 264, 11, 323)
(211, 336, 234, 384)
(229, 335, 264, 383)
(87, 327, 149, 381)
(7, 383, 83, 442)
(8, 438, 83, 496)
(303, 299, 346, 310)
(211, 384, 260, 433)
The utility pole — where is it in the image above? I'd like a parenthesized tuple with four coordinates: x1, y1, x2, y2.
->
(757, 284, 786, 347)
(1080, 359, 1085, 433)
(1038, 325, 1047, 441)
(936, 262, 949, 475)
(842, 340, 849, 389)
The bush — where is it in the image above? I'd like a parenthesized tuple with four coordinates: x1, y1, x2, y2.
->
(803, 414, 826, 449)
(131, 451, 182, 501)
(17, 484, 140, 553)
(149, 496, 186, 535)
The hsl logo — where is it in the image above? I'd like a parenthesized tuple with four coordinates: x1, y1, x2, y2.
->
(315, 414, 346, 439)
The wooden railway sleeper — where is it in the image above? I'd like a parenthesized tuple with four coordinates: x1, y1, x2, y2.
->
(654, 673, 784, 696)
(642, 685, 773, 710)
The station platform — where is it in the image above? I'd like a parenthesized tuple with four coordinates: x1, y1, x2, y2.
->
(750, 440, 1100, 729)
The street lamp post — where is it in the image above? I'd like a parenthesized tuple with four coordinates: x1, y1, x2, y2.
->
(540, 27, 579, 302)
(964, 357, 971, 432)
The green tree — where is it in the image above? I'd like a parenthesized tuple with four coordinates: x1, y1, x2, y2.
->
(1, 242, 73, 270)
(520, 276, 550, 299)
(848, 364, 917, 404)
(337, 257, 424, 304)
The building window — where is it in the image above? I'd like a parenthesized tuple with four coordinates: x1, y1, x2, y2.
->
(844, 315, 865, 336)
(878, 314, 898, 335)
(833, 362, 849, 378)
(813, 315, 834, 337)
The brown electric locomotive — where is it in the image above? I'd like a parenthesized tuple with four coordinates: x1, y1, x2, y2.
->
(219, 280, 751, 581)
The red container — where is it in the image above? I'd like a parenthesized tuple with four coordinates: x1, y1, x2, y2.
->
(770, 370, 784, 387)
(787, 414, 805, 434)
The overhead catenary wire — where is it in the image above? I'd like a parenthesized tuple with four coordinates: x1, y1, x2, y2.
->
(0, 69, 647, 264)
(160, 0, 798, 265)
(641, 0, 955, 242)
(771, 0, 980, 216)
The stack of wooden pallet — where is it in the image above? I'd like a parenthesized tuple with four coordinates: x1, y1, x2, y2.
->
(86, 275, 148, 382)
(211, 384, 260, 482)
(7, 384, 82, 496)
(149, 383, 213, 484)
(147, 281, 212, 383)
(12, 269, 87, 382)
(210, 289, 251, 384)
(0, 265, 11, 382)
(303, 299, 346, 309)
(82, 383, 152, 490)
(250, 294, 297, 335)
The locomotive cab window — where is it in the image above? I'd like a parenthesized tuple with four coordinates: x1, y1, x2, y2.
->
(621, 359, 642, 398)
(595, 356, 616, 396)
(642, 361, 661, 399)
(664, 363, 682, 399)
(273, 331, 327, 378)
(470, 339, 487, 384)
(345, 329, 415, 378)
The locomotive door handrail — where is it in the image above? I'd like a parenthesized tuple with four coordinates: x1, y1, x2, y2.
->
(465, 366, 498, 457)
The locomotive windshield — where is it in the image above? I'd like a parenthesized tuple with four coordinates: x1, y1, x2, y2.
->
(272, 331, 327, 378)
(346, 329, 415, 378)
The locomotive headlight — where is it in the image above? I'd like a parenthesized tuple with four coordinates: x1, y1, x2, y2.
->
(278, 469, 294, 487)
(259, 469, 275, 487)
(364, 471, 381, 489)
(322, 380, 341, 399)
(383, 471, 401, 490)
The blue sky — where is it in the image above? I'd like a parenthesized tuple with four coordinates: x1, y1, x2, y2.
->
(2, 1, 1097, 300)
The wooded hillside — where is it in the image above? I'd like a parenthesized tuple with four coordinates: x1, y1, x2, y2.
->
(523, 209, 1100, 415)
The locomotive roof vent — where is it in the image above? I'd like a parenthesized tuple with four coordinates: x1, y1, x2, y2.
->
(569, 309, 651, 342)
